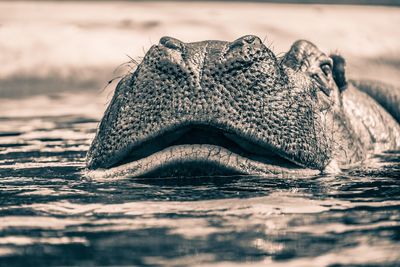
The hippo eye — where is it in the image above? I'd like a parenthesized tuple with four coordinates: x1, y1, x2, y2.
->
(320, 63, 332, 76)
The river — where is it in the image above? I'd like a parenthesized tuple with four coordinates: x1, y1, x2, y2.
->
(0, 92, 399, 266)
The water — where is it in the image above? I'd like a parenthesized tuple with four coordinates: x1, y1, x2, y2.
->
(0, 93, 399, 266)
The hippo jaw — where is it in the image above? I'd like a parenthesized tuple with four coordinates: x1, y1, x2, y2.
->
(90, 124, 319, 178)
(86, 36, 340, 178)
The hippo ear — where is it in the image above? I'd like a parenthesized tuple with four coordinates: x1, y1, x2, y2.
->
(329, 53, 347, 92)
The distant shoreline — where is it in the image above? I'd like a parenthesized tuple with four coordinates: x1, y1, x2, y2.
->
(135, 0, 400, 6)
(218, 0, 400, 6)
(7, 0, 400, 7)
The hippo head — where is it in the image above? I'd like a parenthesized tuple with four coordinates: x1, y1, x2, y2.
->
(86, 35, 349, 178)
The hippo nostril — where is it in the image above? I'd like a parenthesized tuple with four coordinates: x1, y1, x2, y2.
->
(231, 35, 262, 47)
(228, 35, 264, 55)
(225, 35, 265, 66)
(159, 36, 184, 51)
(242, 35, 257, 44)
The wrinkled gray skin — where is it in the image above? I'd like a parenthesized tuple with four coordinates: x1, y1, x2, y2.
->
(86, 35, 400, 178)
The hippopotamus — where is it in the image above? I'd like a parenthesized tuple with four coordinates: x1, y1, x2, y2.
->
(85, 35, 400, 178)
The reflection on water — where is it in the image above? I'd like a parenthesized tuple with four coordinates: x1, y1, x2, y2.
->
(0, 93, 399, 266)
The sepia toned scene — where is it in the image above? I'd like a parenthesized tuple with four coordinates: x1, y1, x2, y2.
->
(0, 1, 399, 266)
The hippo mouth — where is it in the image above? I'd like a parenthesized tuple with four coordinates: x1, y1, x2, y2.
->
(95, 124, 318, 178)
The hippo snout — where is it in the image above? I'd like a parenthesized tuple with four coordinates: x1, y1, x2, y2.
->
(86, 36, 337, 178)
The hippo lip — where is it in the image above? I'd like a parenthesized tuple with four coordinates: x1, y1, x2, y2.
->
(94, 125, 318, 178)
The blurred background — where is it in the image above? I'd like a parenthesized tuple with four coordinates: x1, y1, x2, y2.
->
(0, 0, 399, 100)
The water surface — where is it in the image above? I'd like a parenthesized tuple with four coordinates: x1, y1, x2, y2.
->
(0, 93, 399, 266)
